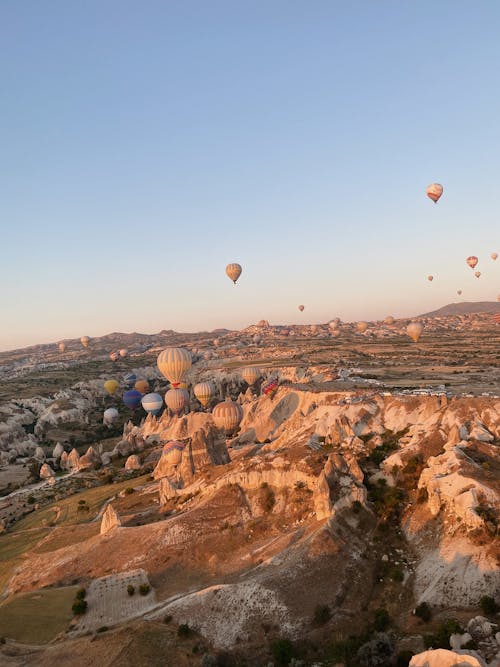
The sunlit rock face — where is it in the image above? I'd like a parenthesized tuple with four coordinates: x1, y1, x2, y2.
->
(100, 504, 121, 535)
(409, 648, 486, 667)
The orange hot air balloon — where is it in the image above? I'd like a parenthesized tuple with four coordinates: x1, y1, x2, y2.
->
(298, 305, 305, 312)
(474, 271, 481, 278)
(109, 351, 119, 362)
(58, 342, 66, 353)
(491, 252, 498, 261)
(119, 348, 128, 358)
(226, 263, 242, 284)
(356, 321, 368, 333)
(426, 183, 443, 203)
(135, 379, 149, 394)
(427, 275, 434, 282)
(466, 256, 478, 269)
(407, 321, 423, 343)
(384, 316, 395, 325)
(81, 335, 90, 348)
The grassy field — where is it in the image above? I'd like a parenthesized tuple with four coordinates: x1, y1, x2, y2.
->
(11, 474, 152, 533)
(0, 585, 78, 643)
(0, 528, 50, 596)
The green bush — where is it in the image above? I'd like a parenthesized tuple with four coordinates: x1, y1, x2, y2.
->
(424, 618, 462, 649)
(97, 626, 108, 633)
(480, 595, 499, 615)
(178, 623, 192, 638)
(139, 583, 151, 595)
(313, 604, 332, 626)
(271, 638, 295, 665)
(124, 487, 134, 495)
(396, 649, 414, 667)
(415, 601, 432, 622)
(127, 584, 135, 596)
(72, 599, 88, 615)
(373, 608, 390, 632)
(76, 588, 86, 600)
(27, 495, 36, 504)
(163, 615, 172, 624)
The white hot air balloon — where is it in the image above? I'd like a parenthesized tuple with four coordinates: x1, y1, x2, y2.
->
(103, 407, 119, 425)
(226, 263, 242, 284)
(356, 321, 368, 333)
(242, 367, 260, 386)
(157, 348, 192, 387)
(407, 321, 423, 343)
(426, 183, 443, 203)
(165, 388, 188, 415)
(193, 382, 213, 407)
(212, 398, 243, 435)
(119, 348, 128, 358)
(491, 252, 498, 261)
(141, 393, 163, 416)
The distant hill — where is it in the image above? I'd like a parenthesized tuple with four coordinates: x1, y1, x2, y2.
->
(420, 301, 500, 317)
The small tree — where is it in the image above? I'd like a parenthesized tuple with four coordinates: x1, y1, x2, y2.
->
(415, 601, 432, 622)
(139, 583, 150, 595)
(72, 598, 88, 615)
(178, 623, 192, 638)
(271, 638, 295, 665)
(127, 584, 135, 596)
(480, 595, 499, 616)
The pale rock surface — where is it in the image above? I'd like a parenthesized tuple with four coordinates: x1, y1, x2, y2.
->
(100, 503, 121, 534)
(466, 617, 496, 641)
(67, 448, 80, 469)
(409, 648, 486, 666)
(39, 463, 55, 480)
(60, 450, 69, 470)
(34, 446, 45, 461)
(52, 442, 64, 458)
(125, 454, 141, 470)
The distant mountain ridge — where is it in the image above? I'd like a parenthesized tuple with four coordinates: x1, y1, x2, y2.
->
(420, 301, 500, 317)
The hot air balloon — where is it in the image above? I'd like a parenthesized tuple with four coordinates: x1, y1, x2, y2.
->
(310, 324, 319, 334)
(81, 336, 90, 348)
(427, 275, 434, 282)
(165, 388, 188, 415)
(457, 290, 462, 296)
(242, 367, 260, 386)
(226, 263, 242, 284)
(119, 349, 128, 358)
(262, 378, 279, 397)
(384, 316, 395, 325)
(474, 271, 481, 279)
(104, 379, 119, 395)
(123, 389, 142, 410)
(161, 441, 186, 466)
(331, 329, 341, 337)
(406, 322, 423, 343)
(212, 398, 243, 434)
(466, 256, 478, 269)
(497, 294, 500, 302)
(103, 407, 119, 425)
(491, 252, 498, 261)
(135, 379, 149, 394)
(298, 305, 305, 312)
(328, 321, 338, 331)
(193, 382, 213, 407)
(109, 351, 119, 362)
(253, 334, 262, 345)
(157, 348, 192, 387)
(493, 313, 500, 324)
(356, 321, 368, 333)
(141, 393, 163, 416)
(124, 372, 137, 388)
(58, 342, 66, 353)
(426, 183, 443, 203)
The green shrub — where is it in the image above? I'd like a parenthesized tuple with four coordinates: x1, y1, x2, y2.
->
(75, 588, 86, 600)
(415, 601, 432, 622)
(373, 608, 390, 632)
(72, 599, 88, 615)
(127, 584, 135, 596)
(124, 487, 134, 495)
(178, 623, 192, 638)
(139, 583, 150, 595)
(163, 615, 172, 624)
(480, 595, 499, 615)
(271, 638, 295, 665)
(424, 618, 462, 649)
(389, 568, 404, 582)
(313, 604, 332, 626)
(396, 649, 414, 667)
(97, 626, 108, 633)
(27, 495, 36, 504)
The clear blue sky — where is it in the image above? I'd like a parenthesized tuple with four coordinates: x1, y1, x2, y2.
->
(1, 1, 499, 350)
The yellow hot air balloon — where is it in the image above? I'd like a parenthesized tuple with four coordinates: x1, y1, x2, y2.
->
(356, 321, 368, 333)
(157, 347, 192, 387)
(58, 342, 66, 353)
(406, 322, 423, 343)
(81, 335, 90, 348)
(384, 316, 395, 325)
(242, 367, 260, 386)
(165, 388, 188, 415)
(104, 379, 119, 395)
(212, 398, 243, 435)
(491, 252, 498, 261)
(226, 263, 242, 284)
(474, 271, 481, 278)
(427, 275, 434, 282)
(135, 379, 149, 394)
(466, 256, 478, 269)
(426, 183, 443, 203)
(193, 382, 213, 407)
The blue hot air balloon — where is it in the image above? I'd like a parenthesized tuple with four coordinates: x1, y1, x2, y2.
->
(122, 389, 142, 410)
(124, 373, 137, 388)
(141, 392, 164, 416)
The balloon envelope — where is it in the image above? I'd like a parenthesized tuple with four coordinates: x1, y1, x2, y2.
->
(212, 398, 243, 434)
(104, 379, 119, 395)
(135, 379, 149, 394)
(165, 388, 188, 415)
(474, 271, 481, 278)
(161, 441, 186, 466)
(491, 252, 498, 261)
(103, 407, 119, 424)
(193, 382, 213, 407)
(119, 349, 128, 358)
(426, 183, 443, 203)
(457, 290, 462, 296)
(141, 392, 163, 415)
(427, 275, 434, 282)
(242, 367, 260, 386)
(109, 351, 119, 362)
(466, 256, 478, 269)
(262, 378, 279, 396)
(225, 263, 242, 284)
(81, 336, 90, 348)
(157, 348, 192, 386)
(407, 322, 423, 343)
(124, 373, 137, 387)
(384, 316, 395, 325)
(298, 305, 305, 312)
(356, 321, 368, 333)
(58, 342, 66, 353)
(123, 389, 142, 410)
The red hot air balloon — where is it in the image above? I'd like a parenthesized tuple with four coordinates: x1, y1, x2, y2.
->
(466, 256, 478, 269)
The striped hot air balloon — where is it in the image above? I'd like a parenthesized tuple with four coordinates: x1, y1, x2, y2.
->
(356, 321, 368, 333)
(262, 378, 279, 397)
(165, 388, 188, 415)
(212, 398, 243, 434)
(141, 393, 163, 416)
(109, 351, 119, 362)
(161, 441, 186, 466)
(242, 367, 260, 386)
(124, 372, 137, 388)
(193, 382, 213, 407)
(226, 263, 242, 284)
(466, 256, 478, 269)
(492, 313, 500, 325)
(157, 348, 192, 387)
(407, 322, 423, 343)
(426, 183, 443, 203)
